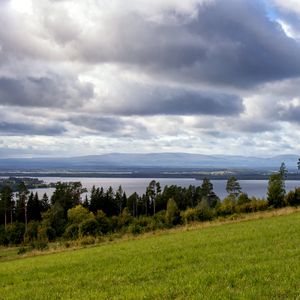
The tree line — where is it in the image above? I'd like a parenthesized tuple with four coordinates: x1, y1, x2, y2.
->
(0, 163, 299, 247)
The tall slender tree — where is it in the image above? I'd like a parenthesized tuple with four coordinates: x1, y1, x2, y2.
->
(0, 186, 13, 229)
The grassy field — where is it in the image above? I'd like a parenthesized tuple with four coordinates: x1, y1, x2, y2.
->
(1, 210, 300, 299)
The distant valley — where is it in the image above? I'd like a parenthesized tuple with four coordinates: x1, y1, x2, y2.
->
(0, 153, 299, 179)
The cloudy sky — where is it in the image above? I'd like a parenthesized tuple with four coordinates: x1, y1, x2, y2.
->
(1, 0, 300, 157)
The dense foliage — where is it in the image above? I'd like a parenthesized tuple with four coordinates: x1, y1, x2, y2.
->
(0, 164, 299, 246)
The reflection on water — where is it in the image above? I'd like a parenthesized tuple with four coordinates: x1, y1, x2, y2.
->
(27, 177, 300, 200)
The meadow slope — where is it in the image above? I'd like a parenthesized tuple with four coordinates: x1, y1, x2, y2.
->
(1, 211, 300, 299)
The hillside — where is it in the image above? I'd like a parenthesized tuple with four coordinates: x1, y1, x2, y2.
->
(0, 153, 298, 172)
(1, 210, 300, 299)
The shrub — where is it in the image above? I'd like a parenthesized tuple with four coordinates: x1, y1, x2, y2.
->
(25, 221, 40, 243)
(117, 208, 133, 229)
(79, 219, 99, 237)
(6, 222, 25, 245)
(181, 208, 199, 224)
(237, 193, 250, 205)
(17, 246, 28, 255)
(67, 205, 94, 225)
(197, 201, 214, 221)
(0, 225, 8, 246)
(79, 236, 95, 246)
(127, 224, 143, 235)
(217, 196, 236, 216)
(285, 188, 300, 207)
(165, 198, 181, 226)
(64, 224, 79, 240)
(96, 210, 111, 234)
(31, 240, 48, 251)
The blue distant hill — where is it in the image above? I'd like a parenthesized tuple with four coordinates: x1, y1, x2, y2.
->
(0, 153, 298, 171)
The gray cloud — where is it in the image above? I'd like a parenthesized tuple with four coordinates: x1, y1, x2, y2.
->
(0, 121, 66, 136)
(0, 75, 93, 108)
(0, 0, 300, 156)
(72, 0, 300, 88)
(102, 86, 244, 116)
(67, 115, 150, 138)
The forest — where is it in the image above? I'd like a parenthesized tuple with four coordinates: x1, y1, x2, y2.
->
(0, 163, 299, 248)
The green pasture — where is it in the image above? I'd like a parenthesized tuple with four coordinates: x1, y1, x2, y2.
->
(1, 212, 300, 299)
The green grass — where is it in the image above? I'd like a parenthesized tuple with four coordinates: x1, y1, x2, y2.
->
(1, 212, 300, 299)
(0, 247, 19, 260)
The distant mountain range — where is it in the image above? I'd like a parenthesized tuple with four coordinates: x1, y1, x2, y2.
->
(0, 153, 298, 172)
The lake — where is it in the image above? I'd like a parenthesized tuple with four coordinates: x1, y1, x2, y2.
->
(28, 177, 300, 200)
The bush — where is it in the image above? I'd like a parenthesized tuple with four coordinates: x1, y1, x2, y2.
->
(197, 201, 214, 221)
(17, 246, 28, 255)
(237, 198, 268, 213)
(237, 193, 250, 205)
(181, 208, 199, 224)
(127, 224, 143, 235)
(64, 224, 79, 240)
(6, 222, 25, 245)
(25, 221, 40, 243)
(165, 198, 181, 226)
(217, 196, 236, 216)
(79, 236, 95, 246)
(117, 208, 133, 229)
(96, 210, 111, 234)
(31, 240, 48, 251)
(79, 219, 99, 237)
(0, 225, 8, 246)
(285, 188, 300, 207)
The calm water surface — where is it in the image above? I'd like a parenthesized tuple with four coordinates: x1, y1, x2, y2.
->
(29, 177, 300, 200)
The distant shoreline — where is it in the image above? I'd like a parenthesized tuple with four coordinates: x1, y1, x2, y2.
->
(1, 172, 300, 180)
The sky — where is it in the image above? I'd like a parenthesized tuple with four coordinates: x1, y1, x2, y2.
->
(1, 0, 300, 158)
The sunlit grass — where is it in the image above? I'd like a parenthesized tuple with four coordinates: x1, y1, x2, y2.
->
(1, 209, 300, 299)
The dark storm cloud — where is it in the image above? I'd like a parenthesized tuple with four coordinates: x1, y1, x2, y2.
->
(278, 104, 300, 124)
(233, 120, 279, 133)
(0, 121, 66, 135)
(68, 116, 124, 132)
(0, 75, 93, 108)
(68, 115, 149, 137)
(75, 0, 300, 88)
(106, 88, 244, 116)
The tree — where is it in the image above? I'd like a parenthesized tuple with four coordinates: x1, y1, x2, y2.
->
(267, 172, 285, 208)
(15, 182, 29, 231)
(27, 192, 42, 222)
(279, 162, 287, 189)
(200, 178, 219, 208)
(146, 180, 161, 215)
(51, 182, 83, 216)
(115, 186, 126, 215)
(226, 176, 242, 198)
(201, 177, 213, 196)
(0, 186, 14, 229)
(127, 192, 139, 217)
(165, 198, 181, 225)
(67, 205, 94, 225)
(40, 193, 50, 213)
(298, 158, 300, 171)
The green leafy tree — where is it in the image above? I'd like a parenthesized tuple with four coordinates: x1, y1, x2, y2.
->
(267, 172, 285, 208)
(51, 182, 83, 216)
(165, 198, 181, 225)
(67, 205, 94, 225)
(226, 176, 242, 198)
